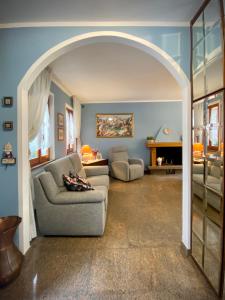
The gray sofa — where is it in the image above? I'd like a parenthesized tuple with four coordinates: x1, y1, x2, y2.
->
(34, 153, 109, 236)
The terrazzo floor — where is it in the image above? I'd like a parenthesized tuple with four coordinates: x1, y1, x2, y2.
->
(0, 174, 219, 300)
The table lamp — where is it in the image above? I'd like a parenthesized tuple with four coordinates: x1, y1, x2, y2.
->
(193, 143, 203, 157)
(80, 145, 93, 161)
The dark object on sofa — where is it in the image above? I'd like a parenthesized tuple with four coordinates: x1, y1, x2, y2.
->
(63, 173, 94, 191)
(0, 216, 23, 287)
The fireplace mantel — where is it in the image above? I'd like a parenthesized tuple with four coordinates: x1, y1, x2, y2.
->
(146, 141, 182, 148)
(146, 141, 182, 171)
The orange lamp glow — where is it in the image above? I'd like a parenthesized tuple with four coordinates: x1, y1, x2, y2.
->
(80, 145, 93, 162)
(193, 143, 204, 152)
(80, 145, 92, 154)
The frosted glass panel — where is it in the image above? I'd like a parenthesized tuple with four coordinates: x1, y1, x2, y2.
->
(192, 233, 203, 268)
(193, 13, 204, 48)
(204, 248, 220, 292)
(205, 0, 223, 94)
(193, 40, 205, 100)
(193, 208, 204, 241)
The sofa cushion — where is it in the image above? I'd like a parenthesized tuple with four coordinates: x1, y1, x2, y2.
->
(129, 164, 143, 181)
(84, 166, 109, 177)
(38, 172, 60, 202)
(112, 151, 128, 162)
(88, 175, 109, 188)
(45, 157, 75, 187)
(53, 186, 107, 204)
(69, 153, 86, 178)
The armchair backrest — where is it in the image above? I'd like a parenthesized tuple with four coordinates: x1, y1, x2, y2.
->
(109, 146, 129, 162)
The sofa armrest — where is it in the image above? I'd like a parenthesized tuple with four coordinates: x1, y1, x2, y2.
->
(111, 161, 129, 181)
(53, 189, 106, 205)
(128, 158, 144, 167)
(84, 165, 109, 177)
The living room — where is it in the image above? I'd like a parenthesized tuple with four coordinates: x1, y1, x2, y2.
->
(0, 0, 224, 299)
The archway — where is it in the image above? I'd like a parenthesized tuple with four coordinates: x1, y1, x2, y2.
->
(17, 31, 191, 254)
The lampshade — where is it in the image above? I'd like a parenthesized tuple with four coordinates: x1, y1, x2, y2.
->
(80, 145, 92, 154)
(193, 143, 204, 152)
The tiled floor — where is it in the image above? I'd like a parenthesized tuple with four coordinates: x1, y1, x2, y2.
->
(0, 174, 218, 299)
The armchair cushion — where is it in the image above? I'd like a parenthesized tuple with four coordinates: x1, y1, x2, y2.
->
(111, 161, 129, 181)
(129, 164, 144, 181)
(129, 158, 144, 167)
(84, 165, 109, 177)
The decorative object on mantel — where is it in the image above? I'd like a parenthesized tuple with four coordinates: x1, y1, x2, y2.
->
(1, 143, 16, 166)
(157, 157, 163, 166)
(0, 216, 23, 287)
(96, 113, 134, 138)
(2, 97, 13, 107)
(146, 136, 155, 144)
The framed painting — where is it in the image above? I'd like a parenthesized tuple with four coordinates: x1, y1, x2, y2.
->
(57, 113, 64, 127)
(96, 113, 134, 138)
(58, 128, 64, 141)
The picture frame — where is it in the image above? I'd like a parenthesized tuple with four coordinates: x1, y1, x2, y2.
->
(57, 113, 64, 127)
(2, 97, 13, 107)
(3, 121, 13, 130)
(58, 128, 64, 141)
(96, 113, 134, 138)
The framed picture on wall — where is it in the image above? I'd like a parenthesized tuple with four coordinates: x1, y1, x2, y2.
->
(57, 113, 64, 127)
(58, 128, 64, 141)
(96, 113, 134, 138)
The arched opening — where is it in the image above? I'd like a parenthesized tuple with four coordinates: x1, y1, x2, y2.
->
(17, 31, 191, 254)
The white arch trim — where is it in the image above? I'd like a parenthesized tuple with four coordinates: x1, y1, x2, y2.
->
(17, 31, 191, 254)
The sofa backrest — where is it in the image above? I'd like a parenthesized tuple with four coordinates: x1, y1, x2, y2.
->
(45, 156, 75, 187)
(69, 153, 86, 178)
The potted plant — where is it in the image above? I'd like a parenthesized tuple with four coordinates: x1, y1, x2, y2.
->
(146, 136, 155, 144)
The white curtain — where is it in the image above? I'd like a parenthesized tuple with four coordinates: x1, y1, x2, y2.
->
(73, 96, 81, 153)
(28, 68, 52, 240)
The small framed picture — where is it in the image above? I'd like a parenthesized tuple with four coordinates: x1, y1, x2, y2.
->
(58, 128, 64, 141)
(57, 113, 64, 127)
(2, 97, 13, 107)
(3, 121, 13, 130)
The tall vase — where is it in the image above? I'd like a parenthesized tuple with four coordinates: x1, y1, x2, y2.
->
(0, 216, 23, 287)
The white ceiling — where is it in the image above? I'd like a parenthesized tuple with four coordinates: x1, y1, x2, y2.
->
(0, 0, 202, 24)
(50, 42, 181, 103)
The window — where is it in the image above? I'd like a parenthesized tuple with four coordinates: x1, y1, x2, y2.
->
(29, 100, 51, 167)
(66, 106, 75, 154)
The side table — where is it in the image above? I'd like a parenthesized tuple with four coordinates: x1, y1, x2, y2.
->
(82, 159, 108, 166)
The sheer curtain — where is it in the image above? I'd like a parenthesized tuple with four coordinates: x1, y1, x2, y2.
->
(73, 96, 81, 153)
(28, 68, 52, 240)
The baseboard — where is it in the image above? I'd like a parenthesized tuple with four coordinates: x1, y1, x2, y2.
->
(180, 242, 191, 257)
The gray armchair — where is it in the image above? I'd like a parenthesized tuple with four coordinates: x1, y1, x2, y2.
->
(109, 146, 144, 181)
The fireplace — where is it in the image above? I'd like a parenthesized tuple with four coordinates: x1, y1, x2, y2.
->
(146, 142, 182, 172)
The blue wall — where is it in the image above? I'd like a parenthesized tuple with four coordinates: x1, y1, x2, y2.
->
(81, 102, 182, 167)
(0, 26, 189, 220)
